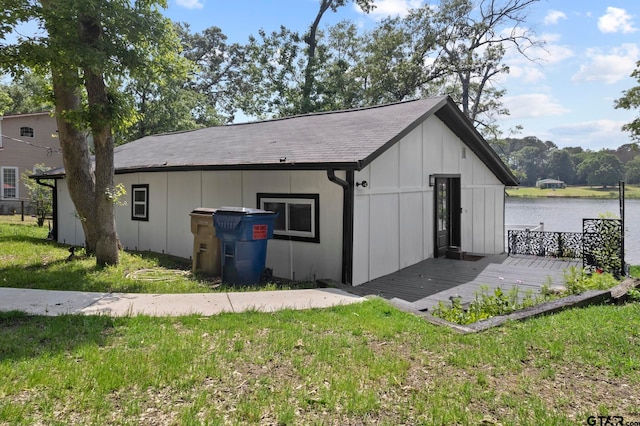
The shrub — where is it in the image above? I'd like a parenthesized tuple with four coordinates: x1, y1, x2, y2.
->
(431, 286, 548, 325)
(433, 269, 621, 325)
(563, 266, 619, 294)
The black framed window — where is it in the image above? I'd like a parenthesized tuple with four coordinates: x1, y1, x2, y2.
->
(257, 193, 319, 243)
(20, 127, 34, 137)
(131, 184, 149, 221)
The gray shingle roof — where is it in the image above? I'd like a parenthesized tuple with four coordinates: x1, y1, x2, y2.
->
(114, 96, 447, 171)
(37, 96, 518, 185)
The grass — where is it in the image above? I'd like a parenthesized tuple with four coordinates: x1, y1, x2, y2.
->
(1, 300, 639, 424)
(506, 185, 640, 199)
(2, 215, 640, 424)
(0, 217, 314, 293)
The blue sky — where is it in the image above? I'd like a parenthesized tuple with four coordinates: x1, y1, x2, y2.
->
(165, 0, 640, 151)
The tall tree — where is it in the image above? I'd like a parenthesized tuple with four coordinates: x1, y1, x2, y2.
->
(511, 145, 546, 186)
(178, 23, 247, 123)
(0, 72, 51, 114)
(624, 156, 640, 184)
(615, 60, 640, 141)
(239, 26, 303, 118)
(614, 142, 639, 164)
(356, 15, 437, 105)
(577, 151, 624, 188)
(239, 0, 373, 118)
(413, 0, 541, 137)
(118, 22, 245, 144)
(1, 0, 182, 266)
(300, 0, 374, 113)
(546, 149, 576, 184)
(316, 21, 367, 110)
(118, 63, 205, 144)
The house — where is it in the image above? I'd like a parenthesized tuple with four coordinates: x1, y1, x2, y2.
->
(536, 178, 566, 189)
(0, 112, 62, 214)
(43, 96, 518, 286)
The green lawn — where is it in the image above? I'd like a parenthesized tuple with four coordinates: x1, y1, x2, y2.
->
(1, 299, 639, 424)
(0, 218, 312, 293)
(1, 216, 640, 424)
(507, 184, 640, 199)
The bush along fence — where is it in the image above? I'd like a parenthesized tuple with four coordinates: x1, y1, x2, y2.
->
(508, 218, 624, 277)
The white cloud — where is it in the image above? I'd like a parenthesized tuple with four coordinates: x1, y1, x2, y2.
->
(176, 0, 204, 10)
(597, 7, 637, 34)
(359, 0, 423, 20)
(544, 10, 567, 26)
(502, 94, 570, 119)
(536, 41, 575, 65)
(501, 33, 573, 85)
(571, 43, 639, 84)
(503, 31, 574, 68)
(506, 66, 546, 84)
(548, 120, 631, 150)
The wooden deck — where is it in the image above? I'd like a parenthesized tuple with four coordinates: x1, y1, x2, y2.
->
(349, 254, 581, 312)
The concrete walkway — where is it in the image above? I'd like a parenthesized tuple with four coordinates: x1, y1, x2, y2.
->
(0, 255, 580, 318)
(0, 287, 364, 317)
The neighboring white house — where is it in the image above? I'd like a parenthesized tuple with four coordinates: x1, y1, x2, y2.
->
(42, 96, 518, 286)
(536, 178, 566, 189)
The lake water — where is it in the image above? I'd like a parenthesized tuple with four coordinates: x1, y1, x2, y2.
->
(505, 197, 640, 265)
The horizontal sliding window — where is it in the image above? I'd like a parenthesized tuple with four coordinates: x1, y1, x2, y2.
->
(257, 193, 319, 243)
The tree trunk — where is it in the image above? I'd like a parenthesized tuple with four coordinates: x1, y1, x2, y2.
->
(44, 2, 120, 266)
(302, 0, 332, 114)
(50, 67, 101, 255)
(80, 13, 120, 266)
(84, 68, 119, 266)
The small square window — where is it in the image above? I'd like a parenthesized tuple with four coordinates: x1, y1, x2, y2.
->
(131, 184, 149, 221)
(20, 127, 34, 138)
(257, 193, 319, 243)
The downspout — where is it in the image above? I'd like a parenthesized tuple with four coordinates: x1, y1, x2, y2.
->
(327, 169, 354, 285)
(35, 178, 57, 241)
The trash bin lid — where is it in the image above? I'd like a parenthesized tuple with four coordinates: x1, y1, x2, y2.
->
(190, 207, 217, 215)
(216, 206, 275, 215)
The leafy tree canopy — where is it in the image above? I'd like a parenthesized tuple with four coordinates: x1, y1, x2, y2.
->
(576, 152, 624, 188)
(624, 156, 640, 184)
(0, 0, 185, 266)
(0, 72, 51, 114)
(238, 0, 540, 142)
(615, 60, 640, 141)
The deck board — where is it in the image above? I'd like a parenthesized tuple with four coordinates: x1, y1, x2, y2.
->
(349, 254, 581, 311)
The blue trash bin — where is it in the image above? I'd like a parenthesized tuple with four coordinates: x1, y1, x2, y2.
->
(213, 207, 278, 285)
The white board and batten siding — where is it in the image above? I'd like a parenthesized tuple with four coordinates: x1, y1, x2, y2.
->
(352, 115, 505, 286)
(56, 170, 344, 283)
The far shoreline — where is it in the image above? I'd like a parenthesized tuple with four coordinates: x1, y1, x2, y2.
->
(506, 185, 640, 200)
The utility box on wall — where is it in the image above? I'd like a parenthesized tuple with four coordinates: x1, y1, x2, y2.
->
(190, 208, 221, 276)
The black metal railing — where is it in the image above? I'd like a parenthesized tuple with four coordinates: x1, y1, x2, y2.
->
(507, 218, 624, 277)
(583, 218, 623, 277)
(508, 230, 583, 259)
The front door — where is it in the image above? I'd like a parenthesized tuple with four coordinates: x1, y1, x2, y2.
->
(434, 176, 461, 257)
